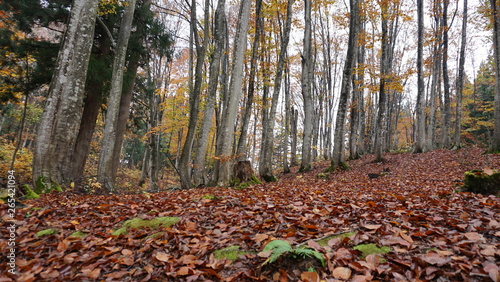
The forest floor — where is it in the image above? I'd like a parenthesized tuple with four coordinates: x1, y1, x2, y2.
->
(1, 148, 499, 281)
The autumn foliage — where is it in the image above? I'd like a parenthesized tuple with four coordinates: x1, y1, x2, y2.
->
(1, 148, 499, 281)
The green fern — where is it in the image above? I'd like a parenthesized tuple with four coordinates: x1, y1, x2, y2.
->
(261, 240, 325, 267)
(262, 240, 293, 265)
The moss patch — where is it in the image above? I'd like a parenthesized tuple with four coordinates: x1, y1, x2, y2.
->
(316, 231, 357, 247)
(69, 231, 87, 238)
(112, 216, 179, 236)
(213, 246, 250, 261)
(36, 228, 58, 237)
(462, 169, 500, 196)
(201, 194, 221, 200)
(24, 185, 39, 199)
(233, 175, 262, 189)
(353, 243, 391, 259)
(35, 176, 62, 194)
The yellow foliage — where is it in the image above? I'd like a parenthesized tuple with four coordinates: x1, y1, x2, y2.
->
(0, 140, 33, 186)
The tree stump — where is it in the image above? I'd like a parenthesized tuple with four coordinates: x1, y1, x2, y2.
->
(233, 161, 254, 183)
(462, 169, 500, 197)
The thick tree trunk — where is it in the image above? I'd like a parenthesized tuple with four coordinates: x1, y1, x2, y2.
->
(69, 86, 103, 182)
(179, 0, 211, 189)
(236, 0, 263, 162)
(259, 0, 293, 182)
(414, 0, 426, 153)
(441, 0, 452, 148)
(374, 3, 389, 162)
(455, 0, 467, 147)
(192, 0, 227, 187)
(300, 0, 313, 172)
(98, 0, 137, 192)
(33, 0, 99, 189)
(290, 107, 298, 166)
(490, 0, 500, 151)
(213, 0, 252, 186)
(331, 0, 360, 168)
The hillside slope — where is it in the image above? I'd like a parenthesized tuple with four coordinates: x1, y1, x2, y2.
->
(1, 148, 499, 281)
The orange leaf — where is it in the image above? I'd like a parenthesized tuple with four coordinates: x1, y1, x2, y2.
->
(332, 267, 352, 279)
(177, 266, 193, 276)
(155, 252, 170, 262)
(254, 233, 269, 243)
(301, 271, 319, 282)
(483, 167, 494, 175)
(399, 230, 414, 244)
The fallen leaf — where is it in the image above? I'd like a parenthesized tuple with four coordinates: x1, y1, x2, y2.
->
(254, 233, 269, 243)
(155, 252, 170, 262)
(332, 267, 352, 279)
(300, 271, 319, 282)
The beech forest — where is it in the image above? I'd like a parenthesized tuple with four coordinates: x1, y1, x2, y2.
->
(0, 0, 499, 280)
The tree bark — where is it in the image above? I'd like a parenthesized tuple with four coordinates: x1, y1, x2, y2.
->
(213, 0, 252, 186)
(179, 0, 211, 189)
(192, 0, 227, 187)
(414, 0, 426, 153)
(236, 0, 263, 161)
(300, 0, 313, 172)
(441, 0, 452, 148)
(490, 0, 500, 151)
(259, 0, 293, 181)
(33, 0, 99, 189)
(98, 0, 137, 192)
(454, 0, 467, 147)
(374, 1, 389, 162)
(331, 0, 360, 168)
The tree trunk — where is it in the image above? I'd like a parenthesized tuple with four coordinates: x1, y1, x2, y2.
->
(490, 0, 500, 152)
(414, 0, 426, 153)
(374, 2, 389, 162)
(33, 0, 99, 189)
(441, 0, 452, 148)
(300, 0, 313, 172)
(213, 0, 252, 186)
(259, 0, 293, 181)
(179, 0, 211, 189)
(290, 107, 298, 166)
(98, 0, 137, 192)
(455, 0, 467, 147)
(331, 0, 360, 168)
(236, 0, 263, 161)
(192, 0, 227, 187)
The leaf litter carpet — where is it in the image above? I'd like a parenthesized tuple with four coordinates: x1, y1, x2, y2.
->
(1, 148, 499, 281)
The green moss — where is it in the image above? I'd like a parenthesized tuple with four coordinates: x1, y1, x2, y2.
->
(24, 185, 39, 199)
(316, 231, 357, 247)
(339, 162, 350, 171)
(69, 231, 87, 238)
(462, 169, 500, 196)
(213, 246, 249, 261)
(234, 175, 262, 189)
(261, 174, 278, 183)
(146, 232, 165, 240)
(35, 176, 62, 194)
(316, 173, 329, 179)
(112, 216, 180, 236)
(353, 243, 390, 259)
(36, 228, 58, 237)
(201, 194, 221, 200)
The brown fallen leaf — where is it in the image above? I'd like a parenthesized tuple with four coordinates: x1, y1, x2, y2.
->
(155, 252, 170, 262)
(300, 271, 319, 282)
(483, 167, 494, 175)
(420, 252, 451, 266)
(254, 233, 269, 243)
(332, 267, 352, 279)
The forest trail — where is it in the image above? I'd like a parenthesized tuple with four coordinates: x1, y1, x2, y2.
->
(1, 148, 499, 281)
